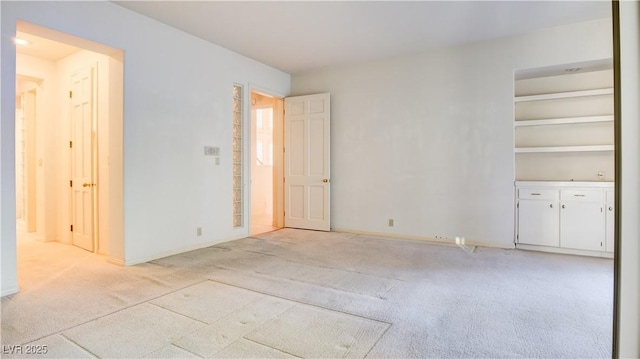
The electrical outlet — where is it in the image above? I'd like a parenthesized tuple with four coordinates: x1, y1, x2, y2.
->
(388, 218, 394, 227)
(196, 227, 202, 236)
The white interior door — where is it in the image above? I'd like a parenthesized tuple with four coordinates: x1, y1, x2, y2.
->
(284, 93, 330, 231)
(70, 68, 95, 252)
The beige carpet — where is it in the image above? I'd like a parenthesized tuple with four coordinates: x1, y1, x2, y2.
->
(1, 229, 613, 358)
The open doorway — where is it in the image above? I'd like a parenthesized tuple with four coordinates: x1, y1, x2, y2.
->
(13, 21, 124, 290)
(250, 91, 284, 235)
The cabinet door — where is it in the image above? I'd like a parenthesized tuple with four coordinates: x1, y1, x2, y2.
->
(560, 201, 604, 251)
(518, 200, 559, 247)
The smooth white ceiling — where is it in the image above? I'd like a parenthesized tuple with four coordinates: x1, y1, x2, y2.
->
(116, 1, 611, 75)
(15, 31, 82, 62)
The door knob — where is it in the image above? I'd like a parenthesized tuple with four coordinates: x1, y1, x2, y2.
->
(322, 179, 329, 183)
(562, 204, 566, 209)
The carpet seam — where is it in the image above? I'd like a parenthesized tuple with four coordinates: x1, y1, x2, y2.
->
(165, 342, 206, 358)
(241, 336, 304, 359)
(147, 302, 210, 326)
(20, 278, 210, 346)
(59, 333, 101, 358)
(214, 264, 396, 301)
(205, 276, 392, 326)
(362, 322, 393, 359)
(240, 237, 407, 282)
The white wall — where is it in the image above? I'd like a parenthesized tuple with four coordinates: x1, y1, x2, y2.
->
(618, 1, 640, 356)
(1, 1, 290, 294)
(291, 18, 613, 248)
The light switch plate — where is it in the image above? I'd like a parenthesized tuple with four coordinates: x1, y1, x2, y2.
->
(204, 146, 220, 156)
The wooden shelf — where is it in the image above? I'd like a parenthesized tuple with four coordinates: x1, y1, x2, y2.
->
(515, 145, 614, 153)
(514, 115, 614, 127)
(514, 88, 613, 102)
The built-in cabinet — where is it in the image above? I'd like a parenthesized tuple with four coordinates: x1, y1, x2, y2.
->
(516, 182, 613, 255)
(514, 60, 614, 257)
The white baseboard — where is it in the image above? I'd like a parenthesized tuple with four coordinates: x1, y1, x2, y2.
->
(1, 286, 19, 297)
(332, 228, 514, 250)
(121, 234, 248, 266)
(107, 257, 125, 266)
(516, 243, 614, 258)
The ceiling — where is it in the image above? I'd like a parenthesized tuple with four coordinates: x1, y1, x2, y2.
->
(15, 31, 82, 62)
(114, 1, 611, 75)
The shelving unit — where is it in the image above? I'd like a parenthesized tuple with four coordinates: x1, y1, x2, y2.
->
(514, 145, 614, 153)
(514, 115, 613, 127)
(513, 60, 615, 257)
(514, 88, 613, 102)
(514, 60, 614, 182)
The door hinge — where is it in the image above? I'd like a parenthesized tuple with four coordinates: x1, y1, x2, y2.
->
(70, 180, 73, 187)
(69, 91, 73, 99)
(517, 234, 519, 240)
(70, 224, 73, 232)
(516, 202, 519, 208)
(69, 141, 73, 149)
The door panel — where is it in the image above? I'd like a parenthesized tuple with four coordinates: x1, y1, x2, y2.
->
(309, 118, 325, 176)
(518, 199, 559, 247)
(289, 119, 305, 176)
(560, 201, 604, 251)
(70, 68, 94, 252)
(284, 93, 330, 231)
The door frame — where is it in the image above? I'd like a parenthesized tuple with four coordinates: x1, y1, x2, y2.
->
(248, 85, 286, 233)
(15, 20, 125, 262)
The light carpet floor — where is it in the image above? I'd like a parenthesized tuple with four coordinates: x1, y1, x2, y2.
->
(1, 229, 612, 358)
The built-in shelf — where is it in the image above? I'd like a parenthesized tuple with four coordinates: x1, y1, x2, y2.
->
(514, 63, 614, 183)
(514, 88, 613, 102)
(515, 145, 614, 153)
(514, 115, 614, 127)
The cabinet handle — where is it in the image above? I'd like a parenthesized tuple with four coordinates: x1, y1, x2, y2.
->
(609, 206, 613, 211)
(562, 204, 566, 209)
(574, 194, 586, 197)
(531, 193, 541, 196)
(550, 203, 553, 208)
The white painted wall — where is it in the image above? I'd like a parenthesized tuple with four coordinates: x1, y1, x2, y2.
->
(1, 1, 290, 294)
(618, 1, 640, 356)
(291, 18, 613, 248)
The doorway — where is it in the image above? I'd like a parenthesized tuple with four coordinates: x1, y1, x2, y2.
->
(15, 88, 36, 234)
(250, 91, 284, 235)
(13, 20, 125, 285)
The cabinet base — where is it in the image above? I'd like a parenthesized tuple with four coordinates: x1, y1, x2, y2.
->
(516, 243, 613, 258)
